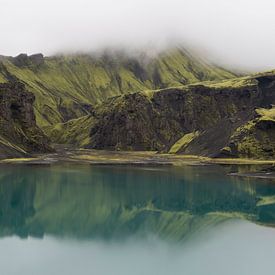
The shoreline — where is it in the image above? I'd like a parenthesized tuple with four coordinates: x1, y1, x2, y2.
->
(0, 149, 274, 179)
(0, 149, 274, 165)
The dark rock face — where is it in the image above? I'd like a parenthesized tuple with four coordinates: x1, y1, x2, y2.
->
(0, 82, 36, 126)
(85, 78, 275, 158)
(29, 54, 44, 66)
(90, 93, 160, 150)
(0, 82, 52, 158)
(256, 119, 275, 130)
(11, 53, 44, 67)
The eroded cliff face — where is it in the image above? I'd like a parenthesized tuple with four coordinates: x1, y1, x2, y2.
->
(49, 73, 275, 159)
(0, 82, 53, 158)
(88, 85, 260, 152)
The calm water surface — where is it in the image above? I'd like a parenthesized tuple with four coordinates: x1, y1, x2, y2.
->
(0, 164, 275, 275)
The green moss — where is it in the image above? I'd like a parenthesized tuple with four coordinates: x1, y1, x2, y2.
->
(196, 76, 255, 89)
(169, 131, 200, 154)
(151, 48, 235, 87)
(220, 146, 232, 154)
(141, 89, 155, 100)
(236, 136, 264, 158)
(0, 74, 7, 83)
(256, 107, 275, 122)
(48, 115, 94, 146)
(228, 108, 275, 159)
(0, 135, 26, 154)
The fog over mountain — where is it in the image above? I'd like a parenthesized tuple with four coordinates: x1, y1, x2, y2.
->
(1, 0, 275, 71)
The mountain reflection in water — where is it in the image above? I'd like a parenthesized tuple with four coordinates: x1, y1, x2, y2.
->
(0, 164, 274, 241)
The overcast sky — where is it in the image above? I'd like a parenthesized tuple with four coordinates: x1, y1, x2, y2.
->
(1, 0, 275, 71)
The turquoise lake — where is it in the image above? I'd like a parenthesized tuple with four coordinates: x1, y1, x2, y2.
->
(0, 164, 275, 275)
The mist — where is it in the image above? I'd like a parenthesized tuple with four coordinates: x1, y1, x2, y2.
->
(1, 0, 275, 71)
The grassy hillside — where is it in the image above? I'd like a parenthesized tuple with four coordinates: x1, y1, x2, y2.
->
(0, 48, 235, 129)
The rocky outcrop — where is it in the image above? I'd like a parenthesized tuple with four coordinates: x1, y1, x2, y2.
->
(87, 84, 261, 153)
(11, 53, 44, 67)
(50, 73, 275, 159)
(0, 82, 53, 158)
(223, 107, 275, 159)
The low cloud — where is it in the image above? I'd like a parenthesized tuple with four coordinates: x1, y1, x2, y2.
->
(1, 0, 275, 71)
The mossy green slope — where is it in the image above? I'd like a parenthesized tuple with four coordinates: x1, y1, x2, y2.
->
(48, 115, 94, 147)
(169, 131, 200, 154)
(225, 107, 275, 159)
(0, 48, 235, 129)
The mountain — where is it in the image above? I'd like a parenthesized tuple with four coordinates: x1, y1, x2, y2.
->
(49, 73, 275, 159)
(0, 48, 235, 130)
(0, 47, 274, 160)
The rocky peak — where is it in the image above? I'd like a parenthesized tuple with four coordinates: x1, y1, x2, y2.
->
(11, 53, 44, 67)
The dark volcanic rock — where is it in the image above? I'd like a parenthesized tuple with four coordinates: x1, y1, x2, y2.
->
(29, 54, 44, 66)
(83, 76, 275, 158)
(11, 53, 44, 67)
(90, 93, 160, 150)
(0, 82, 36, 126)
(0, 82, 52, 158)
